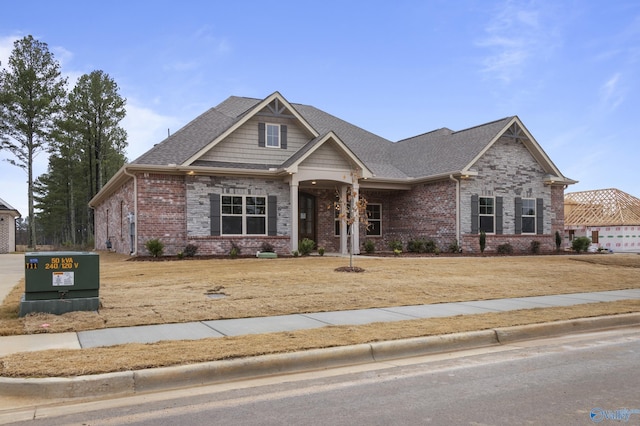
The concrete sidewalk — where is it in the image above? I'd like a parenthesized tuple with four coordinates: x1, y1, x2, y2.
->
(1, 253, 640, 406)
(1, 288, 639, 357)
(1, 253, 640, 357)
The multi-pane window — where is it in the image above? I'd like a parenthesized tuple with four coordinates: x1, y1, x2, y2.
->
(266, 124, 280, 148)
(221, 195, 266, 235)
(521, 198, 536, 234)
(366, 204, 381, 236)
(479, 197, 495, 233)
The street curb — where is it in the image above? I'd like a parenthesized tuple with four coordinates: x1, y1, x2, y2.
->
(1, 314, 639, 400)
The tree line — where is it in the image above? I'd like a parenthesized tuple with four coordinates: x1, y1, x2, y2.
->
(0, 35, 127, 249)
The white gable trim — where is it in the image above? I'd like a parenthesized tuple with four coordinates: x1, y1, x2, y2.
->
(182, 92, 319, 166)
(283, 131, 373, 178)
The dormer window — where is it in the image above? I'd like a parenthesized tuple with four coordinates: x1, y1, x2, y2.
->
(266, 123, 280, 148)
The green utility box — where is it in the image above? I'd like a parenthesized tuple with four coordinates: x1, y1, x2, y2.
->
(20, 251, 100, 316)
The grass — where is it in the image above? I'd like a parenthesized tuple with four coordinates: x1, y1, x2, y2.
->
(0, 253, 639, 377)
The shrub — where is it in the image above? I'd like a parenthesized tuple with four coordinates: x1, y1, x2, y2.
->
(555, 231, 562, 252)
(318, 247, 325, 256)
(145, 239, 164, 257)
(292, 250, 299, 257)
(497, 243, 513, 254)
(184, 244, 198, 257)
(479, 231, 486, 253)
(363, 240, 375, 254)
(229, 242, 241, 258)
(298, 238, 315, 256)
(448, 240, 461, 253)
(530, 240, 541, 254)
(260, 242, 274, 253)
(571, 236, 591, 253)
(407, 238, 425, 253)
(388, 239, 403, 252)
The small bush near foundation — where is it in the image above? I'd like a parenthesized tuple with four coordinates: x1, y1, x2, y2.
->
(479, 231, 486, 253)
(408, 238, 437, 253)
(497, 243, 513, 254)
(449, 240, 461, 253)
(555, 231, 562, 252)
(229, 242, 241, 258)
(299, 238, 315, 256)
(571, 237, 591, 253)
(318, 247, 325, 256)
(388, 239, 403, 252)
(530, 240, 541, 254)
(145, 239, 164, 257)
(184, 244, 198, 257)
(363, 240, 375, 254)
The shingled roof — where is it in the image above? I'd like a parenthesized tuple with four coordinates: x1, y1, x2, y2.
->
(129, 94, 553, 182)
(565, 188, 640, 226)
(0, 197, 20, 216)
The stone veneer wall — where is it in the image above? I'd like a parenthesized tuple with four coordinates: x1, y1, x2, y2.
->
(185, 175, 291, 255)
(459, 136, 560, 253)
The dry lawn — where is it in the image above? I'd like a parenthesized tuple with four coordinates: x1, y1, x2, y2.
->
(1, 253, 639, 378)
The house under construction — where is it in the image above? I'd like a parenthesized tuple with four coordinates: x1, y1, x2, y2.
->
(564, 188, 640, 252)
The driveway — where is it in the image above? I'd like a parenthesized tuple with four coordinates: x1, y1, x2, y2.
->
(0, 253, 23, 303)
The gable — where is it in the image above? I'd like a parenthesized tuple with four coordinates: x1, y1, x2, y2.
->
(197, 115, 311, 166)
(299, 140, 352, 170)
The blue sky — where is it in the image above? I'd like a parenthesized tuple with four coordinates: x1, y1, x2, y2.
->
(1, 0, 639, 216)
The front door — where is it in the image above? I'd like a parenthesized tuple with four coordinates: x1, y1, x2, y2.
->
(298, 192, 316, 243)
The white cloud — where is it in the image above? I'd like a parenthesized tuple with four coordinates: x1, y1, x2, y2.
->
(0, 35, 20, 68)
(599, 72, 625, 112)
(121, 101, 182, 161)
(476, 1, 561, 84)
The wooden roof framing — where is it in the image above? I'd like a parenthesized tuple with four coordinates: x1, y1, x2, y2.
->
(564, 188, 640, 226)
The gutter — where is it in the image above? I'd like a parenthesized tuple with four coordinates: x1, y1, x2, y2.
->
(122, 167, 138, 256)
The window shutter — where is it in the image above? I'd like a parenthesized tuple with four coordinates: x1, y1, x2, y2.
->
(536, 198, 544, 235)
(210, 194, 221, 236)
(471, 194, 479, 234)
(280, 125, 287, 149)
(268, 195, 277, 236)
(514, 197, 522, 235)
(258, 122, 265, 147)
(495, 196, 503, 234)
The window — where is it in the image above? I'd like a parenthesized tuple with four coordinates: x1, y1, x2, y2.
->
(366, 204, 382, 236)
(221, 195, 266, 235)
(521, 198, 536, 234)
(479, 197, 494, 233)
(266, 124, 280, 148)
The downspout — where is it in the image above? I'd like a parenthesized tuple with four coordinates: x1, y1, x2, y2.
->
(123, 167, 138, 255)
(449, 175, 460, 249)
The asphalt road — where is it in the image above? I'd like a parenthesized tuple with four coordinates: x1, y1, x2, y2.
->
(5, 327, 639, 425)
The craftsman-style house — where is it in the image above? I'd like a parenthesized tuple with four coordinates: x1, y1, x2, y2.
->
(89, 92, 576, 256)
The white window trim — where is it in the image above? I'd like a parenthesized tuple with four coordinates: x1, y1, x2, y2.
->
(265, 123, 280, 148)
(366, 203, 382, 237)
(521, 198, 536, 234)
(479, 196, 495, 234)
(221, 195, 267, 236)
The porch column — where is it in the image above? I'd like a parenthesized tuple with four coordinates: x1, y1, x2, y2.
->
(290, 178, 299, 253)
(352, 181, 361, 255)
(340, 185, 348, 255)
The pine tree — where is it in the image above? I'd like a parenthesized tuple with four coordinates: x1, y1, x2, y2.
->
(0, 35, 67, 248)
